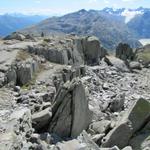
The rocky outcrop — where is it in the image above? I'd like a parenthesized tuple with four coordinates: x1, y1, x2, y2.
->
(16, 59, 40, 85)
(1, 34, 150, 150)
(74, 36, 107, 65)
(3, 32, 35, 41)
(0, 58, 41, 87)
(28, 45, 69, 64)
(32, 107, 52, 131)
(116, 43, 134, 61)
(101, 98, 150, 149)
(83, 36, 103, 65)
(6, 67, 17, 85)
(28, 35, 106, 66)
(3, 32, 26, 41)
(48, 78, 92, 138)
(1, 57, 41, 87)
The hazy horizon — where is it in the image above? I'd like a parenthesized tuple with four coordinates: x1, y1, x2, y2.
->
(0, 0, 150, 15)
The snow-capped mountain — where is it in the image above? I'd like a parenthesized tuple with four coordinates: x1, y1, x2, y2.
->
(101, 7, 150, 23)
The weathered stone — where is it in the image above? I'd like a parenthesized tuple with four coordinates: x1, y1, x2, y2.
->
(78, 130, 101, 150)
(84, 36, 101, 65)
(104, 56, 129, 72)
(103, 83, 110, 90)
(89, 120, 111, 134)
(16, 63, 33, 85)
(32, 107, 52, 131)
(55, 139, 85, 150)
(92, 133, 105, 145)
(0, 72, 6, 87)
(109, 93, 125, 112)
(71, 80, 92, 137)
(129, 133, 150, 150)
(101, 119, 133, 149)
(49, 78, 92, 138)
(72, 37, 85, 65)
(127, 98, 150, 133)
(16, 59, 39, 85)
(6, 68, 17, 85)
(122, 146, 133, 150)
(14, 86, 21, 92)
(0, 108, 32, 150)
(28, 35, 106, 66)
(129, 61, 141, 70)
(28, 45, 69, 64)
(3, 32, 26, 41)
(102, 98, 150, 149)
(116, 43, 134, 61)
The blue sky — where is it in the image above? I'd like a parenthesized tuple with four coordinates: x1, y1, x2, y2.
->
(0, 0, 149, 15)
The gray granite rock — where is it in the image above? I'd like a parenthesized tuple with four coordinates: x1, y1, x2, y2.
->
(49, 78, 92, 138)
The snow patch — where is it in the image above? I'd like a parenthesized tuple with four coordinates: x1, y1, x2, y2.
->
(121, 9, 143, 23)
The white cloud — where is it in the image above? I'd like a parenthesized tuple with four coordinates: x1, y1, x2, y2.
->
(0, 8, 71, 16)
(122, 9, 143, 23)
(104, 0, 109, 4)
(88, 0, 97, 4)
(35, 0, 41, 4)
(122, 0, 141, 2)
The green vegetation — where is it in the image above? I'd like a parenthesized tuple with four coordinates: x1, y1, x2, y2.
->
(136, 45, 150, 64)
(40, 40, 49, 47)
(137, 52, 150, 62)
(43, 38, 51, 43)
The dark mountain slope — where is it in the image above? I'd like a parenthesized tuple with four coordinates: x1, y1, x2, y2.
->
(22, 9, 141, 50)
(127, 11, 150, 38)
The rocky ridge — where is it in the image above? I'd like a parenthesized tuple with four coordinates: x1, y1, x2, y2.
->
(0, 32, 150, 150)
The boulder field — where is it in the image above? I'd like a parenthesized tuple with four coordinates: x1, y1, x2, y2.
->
(0, 32, 150, 150)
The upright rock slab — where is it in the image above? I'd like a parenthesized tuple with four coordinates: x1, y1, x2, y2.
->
(74, 36, 106, 65)
(16, 58, 40, 86)
(84, 36, 101, 65)
(49, 78, 92, 138)
(116, 43, 134, 61)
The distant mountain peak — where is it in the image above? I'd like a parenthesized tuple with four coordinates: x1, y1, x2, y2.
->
(78, 9, 87, 13)
(21, 8, 141, 50)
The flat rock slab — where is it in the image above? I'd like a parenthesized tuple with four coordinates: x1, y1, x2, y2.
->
(104, 56, 129, 72)
(32, 107, 52, 131)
